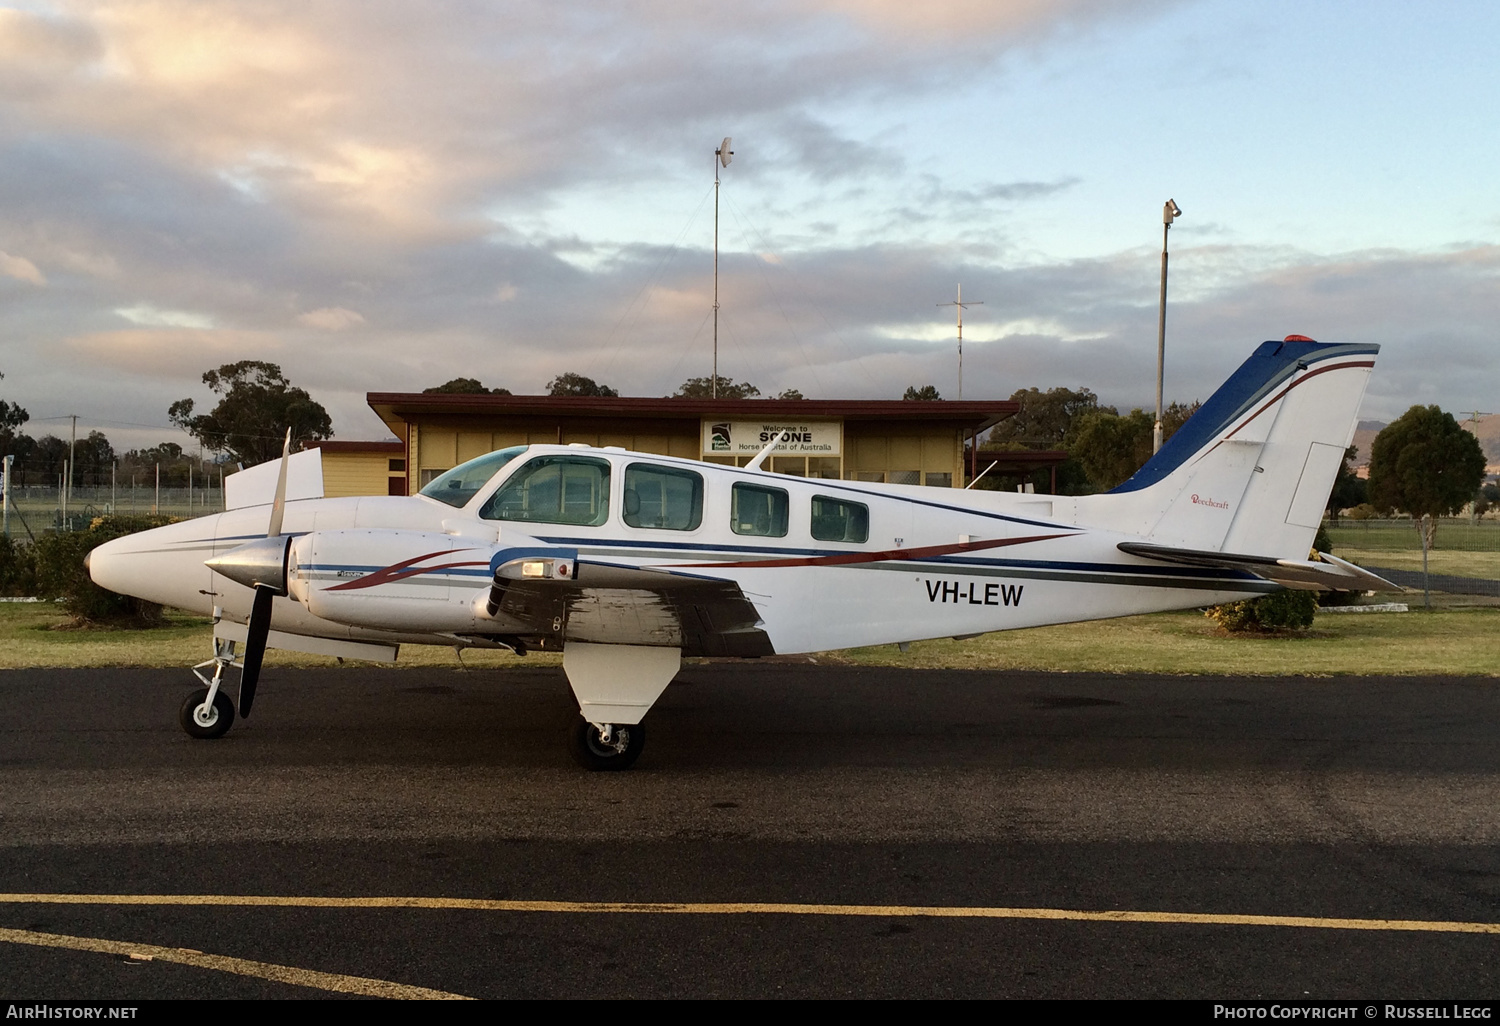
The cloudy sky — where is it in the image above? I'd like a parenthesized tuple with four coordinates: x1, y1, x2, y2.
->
(1, 0, 1496, 449)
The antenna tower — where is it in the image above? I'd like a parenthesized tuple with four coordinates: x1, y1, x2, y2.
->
(937, 284, 983, 400)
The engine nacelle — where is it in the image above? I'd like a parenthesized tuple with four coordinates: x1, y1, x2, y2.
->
(289, 529, 500, 632)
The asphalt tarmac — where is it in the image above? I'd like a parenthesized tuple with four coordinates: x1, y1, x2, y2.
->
(2, 660, 1499, 999)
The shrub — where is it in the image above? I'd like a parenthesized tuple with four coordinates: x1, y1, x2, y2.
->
(1313, 523, 1332, 554)
(1205, 589, 1318, 633)
(32, 514, 176, 624)
(0, 534, 37, 596)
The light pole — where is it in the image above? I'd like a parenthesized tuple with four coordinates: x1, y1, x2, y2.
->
(713, 137, 733, 400)
(1154, 198, 1182, 454)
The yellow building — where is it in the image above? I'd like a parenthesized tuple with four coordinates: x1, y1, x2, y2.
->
(307, 440, 407, 497)
(318, 395, 1017, 498)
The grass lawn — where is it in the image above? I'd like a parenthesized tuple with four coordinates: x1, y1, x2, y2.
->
(0, 603, 546, 671)
(830, 607, 1500, 676)
(1, 601, 1495, 677)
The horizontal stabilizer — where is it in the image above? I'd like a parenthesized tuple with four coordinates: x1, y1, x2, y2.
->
(1118, 542, 1400, 592)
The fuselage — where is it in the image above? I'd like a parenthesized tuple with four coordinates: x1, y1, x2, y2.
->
(88, 443, 1274, 657)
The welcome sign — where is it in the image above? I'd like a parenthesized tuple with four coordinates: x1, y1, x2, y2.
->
(701, 420, 842, 456)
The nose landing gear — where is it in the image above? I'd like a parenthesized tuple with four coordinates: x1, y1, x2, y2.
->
(179, 686, 236, 739)
(181, 634, 240, 740)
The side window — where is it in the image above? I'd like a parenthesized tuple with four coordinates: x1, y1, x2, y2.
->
(811, 495, 869, 543)
(731, 483, 788, 537)
(624, 463, 703, 531)
(479, 456, 610, 526)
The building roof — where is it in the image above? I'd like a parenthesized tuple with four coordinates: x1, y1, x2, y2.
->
(367, 393, 1018, 438)
(307, 439, 405, 454)
(973, 448, 1071, 470)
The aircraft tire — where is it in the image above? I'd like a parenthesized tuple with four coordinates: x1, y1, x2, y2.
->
(179, 687, 236, 740)
(568, 717, 645, 771)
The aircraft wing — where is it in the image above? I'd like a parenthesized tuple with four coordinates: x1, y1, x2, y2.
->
(489, 556, 774, 657)
(1117, 542, 1400, 592)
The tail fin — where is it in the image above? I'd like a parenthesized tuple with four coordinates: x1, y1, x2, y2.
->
(1088, 339, 1377, 558)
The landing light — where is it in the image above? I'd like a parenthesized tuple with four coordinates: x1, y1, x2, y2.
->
(522, 561, 546, 578)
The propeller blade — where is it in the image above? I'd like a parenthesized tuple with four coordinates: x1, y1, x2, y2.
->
(239, 585, 275, 717)
(266, 428, 292, 538)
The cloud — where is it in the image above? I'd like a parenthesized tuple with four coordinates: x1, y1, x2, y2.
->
(115, 304, 215, 329)
(64, 328, 281, 376)
(0, 1, 1488, 448)
(297, 306, 365, 331)
(0, 251, 45, 285)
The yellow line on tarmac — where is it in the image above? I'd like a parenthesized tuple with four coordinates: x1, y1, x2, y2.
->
(0, 926, 471, 1000)
(2, 893, 1499, 935)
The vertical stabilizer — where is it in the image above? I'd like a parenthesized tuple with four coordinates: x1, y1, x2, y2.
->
(1077, 340, 1377, 559)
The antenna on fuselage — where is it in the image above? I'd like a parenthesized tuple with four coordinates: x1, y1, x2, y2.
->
(746, 429, 789, 472)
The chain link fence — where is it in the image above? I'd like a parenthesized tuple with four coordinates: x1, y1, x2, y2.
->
(1324, 517, 1500, 595)
(1, 484, 221, 539)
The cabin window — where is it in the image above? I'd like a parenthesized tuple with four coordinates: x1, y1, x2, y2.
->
(811, 495, 869, 543)
(731, 483, 789, 538)
(419, 446, 527, 508)
(624, 463, 703, 531)
(480, 455, 610, 526)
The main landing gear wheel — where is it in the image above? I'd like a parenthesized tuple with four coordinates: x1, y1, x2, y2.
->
(568, 717, 645, 771)
(179, 686, 235, 740)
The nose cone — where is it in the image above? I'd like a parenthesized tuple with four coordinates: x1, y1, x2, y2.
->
(87, 516, 221, 612)
(87, 533, 138, 595)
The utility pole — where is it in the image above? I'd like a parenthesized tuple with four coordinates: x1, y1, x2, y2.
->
(937, 284, 983, 400)
(2, 454, 11, 538)
(1154, 199, 1182, 453)
(67, 413, 77, 506)
(1463, 411, 1493, 523)
(713, 137, 733, 400)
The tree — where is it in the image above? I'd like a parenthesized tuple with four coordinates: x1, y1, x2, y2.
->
(71, 431, 116, 487)
(1069, 409, 1154, 491)
(121, 442, 198, 488)
(169, 361, 333, 466)
(902, 385, 941, 401)
(988, 386, 1107, 448)
(0, 369, 30, 459)
(773, 388, 805, 400)
(0, 370, 26, 434)
(422, 377, 511, 395)
(1368, 405, 1487, 552)
(1065, 400, 1201, 493)
(548, 372, 619, 398)
(1325, 446, 1367, 521)
(672, 376, 760, 399)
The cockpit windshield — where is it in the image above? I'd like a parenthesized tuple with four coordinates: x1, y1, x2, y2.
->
(418, 446, 528, 508)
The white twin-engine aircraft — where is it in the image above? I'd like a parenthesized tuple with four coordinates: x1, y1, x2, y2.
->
(89, 338, 1393, 769)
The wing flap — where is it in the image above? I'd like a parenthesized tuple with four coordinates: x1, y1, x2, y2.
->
(488, 558, 774, 657)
